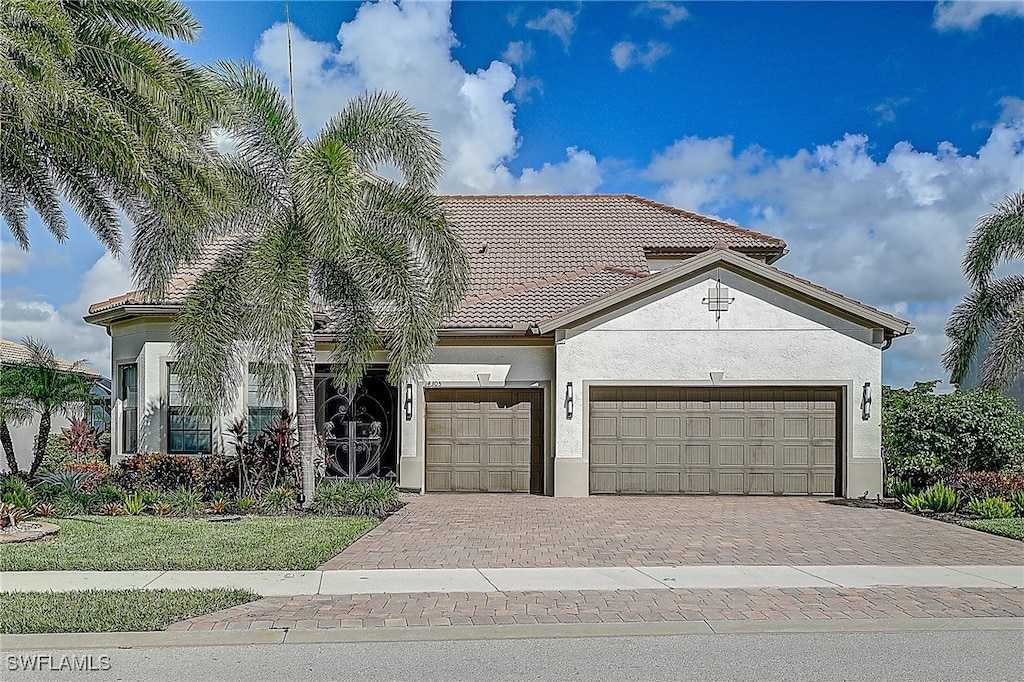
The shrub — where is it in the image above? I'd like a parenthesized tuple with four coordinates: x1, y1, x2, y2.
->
(63, 462, 113, 491)
(114, 454, 203, 493)
(61, 418, 107, 463)
(56, 492, 95, 516)
(882, 382, 1024, 485)
(198, 454, 238, 498)
(1, 476, 34, 511)
(967, 497, 1015, 519)
(261, 487, 297, 514)
(37, 470, 93, 496)
(1, 502, 31, 529)
(903, 482, 963, 513)
(94, 485, 127, 506)
(951, 471, 1024, 500)
(227, 411, 300, 498)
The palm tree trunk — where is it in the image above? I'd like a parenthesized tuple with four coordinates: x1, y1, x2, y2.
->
(1, 420, 19, 475)
(296, 326, 317, 508)
(30, 408, 52, 478)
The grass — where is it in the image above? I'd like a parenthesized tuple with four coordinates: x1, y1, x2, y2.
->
(961, 517, 1024, 541)
(0, 589, 258, 634)
(0, 515, 378, 571)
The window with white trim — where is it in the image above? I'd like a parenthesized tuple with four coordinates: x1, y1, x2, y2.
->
(120, 365, 138, 454)
(167, 365, 211, 454)
(248, 369, 285, 440)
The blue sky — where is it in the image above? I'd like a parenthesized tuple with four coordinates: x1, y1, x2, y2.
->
(1, 1, 1022, 389)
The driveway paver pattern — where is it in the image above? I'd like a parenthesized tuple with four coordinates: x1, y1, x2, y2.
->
(167, 587, 1024, 631)
(320, 496, 1024, 569)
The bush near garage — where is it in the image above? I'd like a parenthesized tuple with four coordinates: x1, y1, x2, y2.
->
(882, 382, 1024, 487)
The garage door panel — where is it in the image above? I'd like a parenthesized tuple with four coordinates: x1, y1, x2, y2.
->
(425, 389, 543, 493)
(590, 387, 839, 495)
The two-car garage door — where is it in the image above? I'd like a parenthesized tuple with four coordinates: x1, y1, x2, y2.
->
(589, 387, 840, 495)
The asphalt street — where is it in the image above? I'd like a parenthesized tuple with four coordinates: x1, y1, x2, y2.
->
(4, 629, 1022, 682)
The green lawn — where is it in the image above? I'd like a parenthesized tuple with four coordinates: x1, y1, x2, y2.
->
(0, 515, 378, 571)
(961, 518, 1024, 541)
(0, 589, 258, 634)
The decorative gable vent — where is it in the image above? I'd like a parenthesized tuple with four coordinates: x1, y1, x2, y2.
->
(702, 281, 734, 321)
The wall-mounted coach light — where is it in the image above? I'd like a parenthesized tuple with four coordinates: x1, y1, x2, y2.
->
(404, 383, 413, 421)
(565, 382, 574, 419)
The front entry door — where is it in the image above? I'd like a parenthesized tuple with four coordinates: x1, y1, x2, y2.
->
(315, 368, 398, 481)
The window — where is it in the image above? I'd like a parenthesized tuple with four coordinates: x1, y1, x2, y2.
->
(119, 365, 138, 453)
(167, 366, 211, 454)
(248, 369, 285, 440)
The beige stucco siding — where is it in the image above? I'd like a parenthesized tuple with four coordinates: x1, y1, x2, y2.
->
(553, 276, 884, 498)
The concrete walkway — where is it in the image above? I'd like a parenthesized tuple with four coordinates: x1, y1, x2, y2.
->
(3, 564, 1022, 595)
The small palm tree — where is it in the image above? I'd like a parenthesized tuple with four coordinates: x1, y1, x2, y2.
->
(0, 338, 95, 477)
(944, 191, 1024, 390)
(0, 0, 226, 258)
(163, 63, 467, 505)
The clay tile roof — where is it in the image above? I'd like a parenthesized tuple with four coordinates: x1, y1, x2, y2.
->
(87, 194, 787, 328)
(0, 339, 103, 378)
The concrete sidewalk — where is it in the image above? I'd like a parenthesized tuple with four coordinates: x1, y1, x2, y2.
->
(2, 564, 1022, 595)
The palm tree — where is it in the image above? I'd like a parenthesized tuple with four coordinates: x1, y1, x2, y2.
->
(0, 0, 226, 261)
(164, 63, 468, 505)
(0, 338, 95, 477)
(944, 191, 1024, 390)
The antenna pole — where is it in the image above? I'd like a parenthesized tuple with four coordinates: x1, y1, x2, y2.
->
(284, 2, 297, 114)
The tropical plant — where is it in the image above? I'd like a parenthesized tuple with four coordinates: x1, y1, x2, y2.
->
(113, 453, 201, 492)
(0, 501, 30, 529)
(62, 461, 112, 491)
(167, 487, 203, 516)
(56, 492, 94, 516)
(59, 417, 105, 463)
(151, 501, 173, 517)
(884, 476, 917, 502)
(944, 191, 1024, 391)
(227, 411, 298, 497)
(121, 491, 146, 516)
(967, 496, 1015, 519)
(952, 471, 1024, 500)
(209, 498, 229, 514)
(261, 487, 297, 514)
(0, 0, 227, 261)
(94, 484, 127, 506)
(1, 484, 33, 512)
(313, 479, 355, 514)
(1010, 490, 1024, 516)
(349, 480, 401, 518)
(0, 338, 96, 477)
(235, 495, 257, 514)
(164, 64, 468, 507)
(37, 469, 93, 496)
(33, 502, 56, 518)
(100, 502, 122, 517)
(902, 482, 963, 513)
(882, 382, 1024, 485)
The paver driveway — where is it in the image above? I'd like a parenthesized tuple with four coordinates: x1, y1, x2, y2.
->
(321, 495, 1024, 569)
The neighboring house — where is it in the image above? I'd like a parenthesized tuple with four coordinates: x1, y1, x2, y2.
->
(85, 194, 913, 498)
(0, 338, 106, 473)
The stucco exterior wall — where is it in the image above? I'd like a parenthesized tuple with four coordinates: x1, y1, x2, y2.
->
(400, 344, 555, 493)
(553, 275, 884, 498)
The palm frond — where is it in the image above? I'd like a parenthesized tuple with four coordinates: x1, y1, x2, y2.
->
(322, 90, 444, 192)
(944, 274, 1024, 385)
(981, 304, 1024, 390)
(962, 190, 1024, 288)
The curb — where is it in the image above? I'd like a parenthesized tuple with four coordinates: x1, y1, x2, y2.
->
(2, 617, 1021, 650)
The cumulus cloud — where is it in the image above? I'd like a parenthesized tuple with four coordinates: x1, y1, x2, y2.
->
(639, 1, 691, 28)
(0, 240, 34, 274)
(644, 101, 1024, 387)
(525, 8, 578, 49)
(611, 40, 672, 71)
(1, 254, 132, 373)
(251, 0, 600, 194)
(933, 0, 1024, 31)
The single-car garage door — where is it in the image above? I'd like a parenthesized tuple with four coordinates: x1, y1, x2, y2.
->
(425, 389, 543, 493)
(589, 387, 840, 495)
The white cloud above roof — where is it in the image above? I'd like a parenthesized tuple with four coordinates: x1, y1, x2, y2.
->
(525, 8, 578, 49)
(933, 0, 1024, 31)
(611, 40, 672, 71)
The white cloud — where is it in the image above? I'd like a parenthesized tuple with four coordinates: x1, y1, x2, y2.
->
(0, 240, 34, 274)
(525, 8, 578, 49)
(611, 40, 672, 71)
(640, 1, 691, 28)
(644, 100, 1024, 387)
(1, 254, 132, 373)
(873, 96, 912, 125)
(933, 1, 1024, 31)
(251, 0, 601, 194)
(502, 41, 533, 68)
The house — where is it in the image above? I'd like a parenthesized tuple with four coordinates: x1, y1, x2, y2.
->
(0, 338, 107, 473)
(85, 194, 913, 497)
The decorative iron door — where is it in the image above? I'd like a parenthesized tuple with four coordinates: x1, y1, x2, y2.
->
(315, 370, 397, 480)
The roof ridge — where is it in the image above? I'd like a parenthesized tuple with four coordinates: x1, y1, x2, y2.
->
(621, 194, 787, 248)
